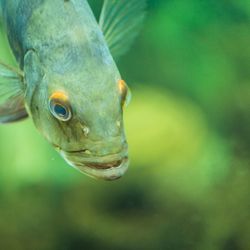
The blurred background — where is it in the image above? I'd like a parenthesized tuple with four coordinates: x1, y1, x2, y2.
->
(0, 0, 249, 249)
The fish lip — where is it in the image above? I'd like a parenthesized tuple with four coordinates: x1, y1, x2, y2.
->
(60, 150, 129, 181)
(83, 158, 126, 170)
(64, 149, 88, 154)
(73, 156, 129, 180)
(52, 144, 88, 154)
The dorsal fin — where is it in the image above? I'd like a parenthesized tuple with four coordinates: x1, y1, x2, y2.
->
(0, 61, 28, 123)
(0, 3, 2, 20)
(99, 0, 146, 60)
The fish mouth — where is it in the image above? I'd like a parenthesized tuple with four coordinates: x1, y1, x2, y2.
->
(60, 150, 129, 181)
(85, 159, 124, 170)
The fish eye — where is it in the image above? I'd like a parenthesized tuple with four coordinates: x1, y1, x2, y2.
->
(49, 92, 72, 121)
(118, 80, 132, 108)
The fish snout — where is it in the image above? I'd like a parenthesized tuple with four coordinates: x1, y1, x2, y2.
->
(87, 137, 128, 156)
(59, 139, 129, 180)
(61, 152, 129, 181)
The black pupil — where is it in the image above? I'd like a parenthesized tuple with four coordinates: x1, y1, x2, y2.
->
(54, 104, 67, 117)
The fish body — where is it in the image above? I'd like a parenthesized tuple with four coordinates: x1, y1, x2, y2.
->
(0, 0, 146, 180)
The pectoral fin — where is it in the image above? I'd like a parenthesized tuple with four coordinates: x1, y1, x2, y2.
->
(0, 61, 28, 123)
(99, 0, 146, 60)
(0, 93, 28, 123)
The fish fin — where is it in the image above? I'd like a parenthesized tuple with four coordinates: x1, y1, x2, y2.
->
(0, 3, 2, 20)
(0, 93, 28, 123)
(99, 0, 146, 60)
(0, 61, 28, 123)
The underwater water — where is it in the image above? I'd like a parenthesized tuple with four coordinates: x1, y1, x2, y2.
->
(0, 0, 250, 249)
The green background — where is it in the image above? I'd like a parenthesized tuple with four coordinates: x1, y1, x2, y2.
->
(0, 0, 250, 249)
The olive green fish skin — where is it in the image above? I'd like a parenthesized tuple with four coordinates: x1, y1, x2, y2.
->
(1, 0, 129, 180)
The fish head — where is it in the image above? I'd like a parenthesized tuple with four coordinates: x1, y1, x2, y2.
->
(25, 50, 131, 181)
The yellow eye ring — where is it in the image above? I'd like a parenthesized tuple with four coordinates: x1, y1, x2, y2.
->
(118, 80, 132, 108)
(49, 92, 72, 121)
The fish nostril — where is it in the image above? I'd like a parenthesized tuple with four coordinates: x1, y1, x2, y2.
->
(116, 120, 121, 128)
(80, 125, 90, 136)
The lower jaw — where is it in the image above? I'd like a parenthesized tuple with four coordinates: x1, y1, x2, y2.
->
(80, 164, 129, 180)
(62, 154, 130, 181)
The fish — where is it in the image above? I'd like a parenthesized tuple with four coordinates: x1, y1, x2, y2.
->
(0, 0, 146, 180)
